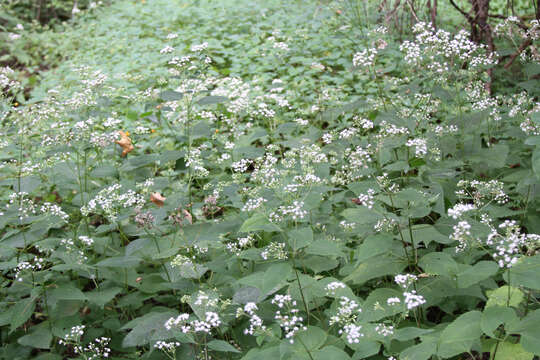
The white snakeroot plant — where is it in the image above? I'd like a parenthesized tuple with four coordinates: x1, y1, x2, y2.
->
(271, 294, 307, 343)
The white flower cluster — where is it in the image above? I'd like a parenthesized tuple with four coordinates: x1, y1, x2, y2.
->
(226, 234, 254, 255)
(154, 340, 181, 352)
(232, 159, 252, 173)
(325, 281, 346, 295)
(60, 238, 88, 265)
(271, 294, 307, 343)
(354, 188, 376, 209)
(353, 48, 378, 68)
(164, 312, 221, 334)
(456, 179, 508, 206)
(186, 147, 209, 177)
(0, 66, 21, 91)
(58, 326, 110, 359)
(269, 200, 308, 222)
(451, 220, 473, 252)
(242, 197, 267, 212)
(406, 138, 428, 157)
(375, 323, 395, 337)
(394, 274, 418, 289)
(14, 257, 45, 282)
(403, 290, 426, 310)
(261, 242, 287, 260)
(238, 302, 266, 336)
(486, 220, 540, 268)
(447, 203, 476, 219)
(81, 184, 146, 222)
(400, 22, 495, 76)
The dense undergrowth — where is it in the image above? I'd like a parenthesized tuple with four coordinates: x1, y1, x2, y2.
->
(1, 0, 540, 359)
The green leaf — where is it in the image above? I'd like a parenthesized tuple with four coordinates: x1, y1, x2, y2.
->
(533, 148, 540, 179)
(305, 238, 344, 257)
(241, 345, 281, 360)
(419, 252, 459, 278)
(296, 326, 327, 351)
(481, 306, 518, 338)
(50, 286, 87, 301)
(485, 286, 524, 308)
(341, 207, 381, 225)
(349, 338, 380, 359)
(287, 227, 313, 251)
(96, 256, 142, 268)
(10, 297, 36, 333)
(313, 346, 351, 360)
(437, 311, 482, 358)
(207, 340, 240, 353)
(85, 287, 122, 308)
(355, 234, 394, 262)
(363, 288, 403, 321)
(492, 342, 534, 360)
(401, 340, 437, 360)
(122, 311, 178, 347)
(239, 213, 281, 233)
(394, 327, 434, 341)
(503, 255, 540, 290)
(233, 286, 262, 304)
(238, 262, 292, 299)
(160, 90, 183, 101)
(17, 325, 52, 349)
(197, 96, 228, 105)
(508, 309, 540, 354)
(457, 261, 498, 288)
(344, 256, 407, 285)
(402, 225, 453, 246)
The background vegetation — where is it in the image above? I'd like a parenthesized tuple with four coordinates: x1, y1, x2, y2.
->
(0, 0, 539, 359)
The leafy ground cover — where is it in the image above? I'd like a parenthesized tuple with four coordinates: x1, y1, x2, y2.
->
(1, 0, 540, 359)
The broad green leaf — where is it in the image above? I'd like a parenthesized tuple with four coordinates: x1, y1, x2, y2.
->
(349, 338, 380, 358)
(485, 286, 524, 308)
(197, 95, 228, 105)
(355, 234, 394, 262)
(492, 342, 534, 360)
(344, 256, 407, 285)
(122, 311, 178, 347)
(239, 213, 281, 233)
(238, 262, 292, 299)
(508, 309, 540, 355)
(10, 297, 36, 333)
(402, 225, 453, 246)
(207, 339, 240, 353)
(341, 207, 381, 225)
(296, 326, 327, 351)
(437, 311, 482, 358)
(85, 287, 123, 308)
(287, 227, 313, 251)
(96, 256, 142, 268)
(160, 90, 183, 101)
(50, 286, 87, 301)
(503, 255, 540, 290)
(233, 286, 262, 304)
(241, 345, 281, 360)
(305, 238, 344, 257)
(481, 306, 518, 338)
(17, 325, 52, 349)
(457, 261, 498, 288)
(394, 327, 434, 341)
(532, 148, 540, 179)
(363, 288, 403, 321)
(419, 252, 459, 278)
(401, 340, 437, 360)
(313, 346, 351, 360)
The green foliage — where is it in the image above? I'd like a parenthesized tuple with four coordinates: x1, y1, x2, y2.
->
(1, 0, 540, 359)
